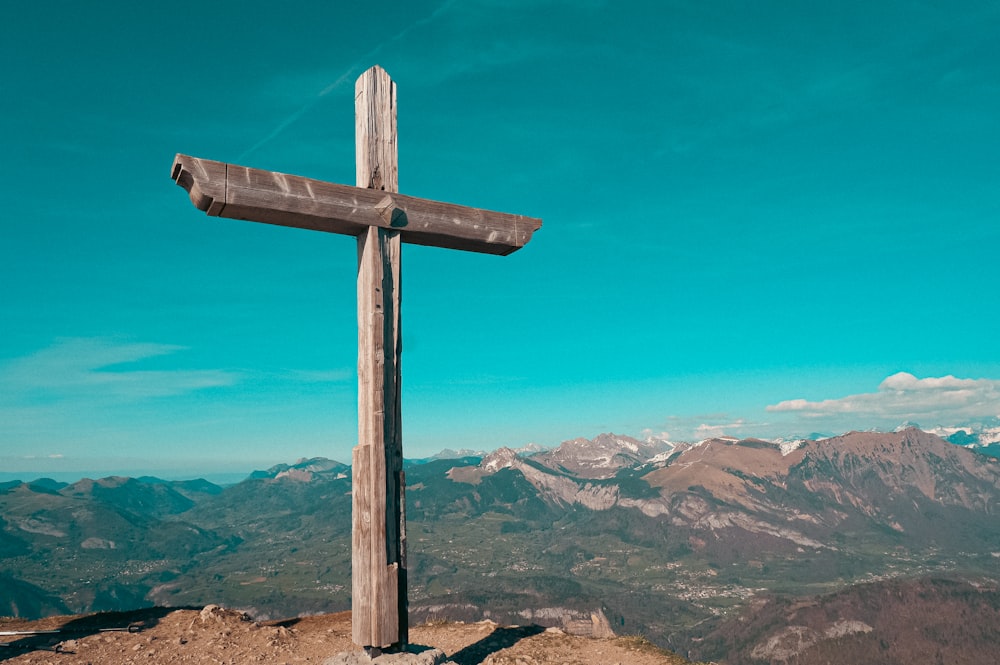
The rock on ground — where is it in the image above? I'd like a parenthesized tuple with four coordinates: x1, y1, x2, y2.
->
(0, 606, 694, 664)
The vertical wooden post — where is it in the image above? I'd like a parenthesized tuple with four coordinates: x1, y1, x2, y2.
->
(352, 65, 406, 649)
(172, 60, 539, 656)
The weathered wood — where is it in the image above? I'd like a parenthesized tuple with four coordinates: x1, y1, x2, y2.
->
(397, 469, 408, 643)
(352, 65, 404, 649)
(356, 65, 398, 193)
(350, 445, 374, 637)
(169, 62, 540, 654)
(171, 154, 541, 256)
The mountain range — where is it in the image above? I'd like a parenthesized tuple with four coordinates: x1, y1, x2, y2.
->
(2, 428, 999, 664)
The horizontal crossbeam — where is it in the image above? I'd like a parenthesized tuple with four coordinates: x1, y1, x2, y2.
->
(171, 154, 541, 256)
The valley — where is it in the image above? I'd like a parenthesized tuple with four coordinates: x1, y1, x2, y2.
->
(2, 428, 999, 663)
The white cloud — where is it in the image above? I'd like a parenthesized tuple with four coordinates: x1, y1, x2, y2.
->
(0, 338, 355, 464)
(653, 415, 764, 443)
(284, 369, 353, 384)
(766, 372, 1000, 424)
(694, 419, 747, 440)
(0, 338, 238, 402)
(650, 373, 1000, 445)
(879, 372, 988, 392)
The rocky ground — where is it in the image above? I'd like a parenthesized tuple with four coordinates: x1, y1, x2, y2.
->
(0, 606, 694, 665)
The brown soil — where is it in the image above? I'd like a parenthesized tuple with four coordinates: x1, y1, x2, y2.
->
(0, 606, 693, 665)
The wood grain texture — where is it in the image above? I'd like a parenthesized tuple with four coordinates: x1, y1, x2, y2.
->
(169, 63, 541, 651)
(171, 153, 540, 255)
(356, 65, 398, 193)
(171, 157, 225, 215)
(350, 444, 374, 639)
(353, 65, 404, 650)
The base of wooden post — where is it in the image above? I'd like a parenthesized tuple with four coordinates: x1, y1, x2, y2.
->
(322, 645, 454, 664)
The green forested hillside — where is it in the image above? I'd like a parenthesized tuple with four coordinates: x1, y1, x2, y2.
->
(2, 432, 999, 663)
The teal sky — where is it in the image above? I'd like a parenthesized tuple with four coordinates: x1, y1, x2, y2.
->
(3, 1, 999, 479)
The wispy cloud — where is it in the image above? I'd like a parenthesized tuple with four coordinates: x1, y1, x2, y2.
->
(693, 419, 749, 440)
(0, 338, 242, 454)
(284, 369, 353, 384)
(0, 339, 353, 406)
(0, 338, 238, 403)
(767, 372, 1000, 423)
(239, 0, 462, 160)
(0, 338, 354, 461)
(240, 0, 591, 161)
(654, 414, 765, 443)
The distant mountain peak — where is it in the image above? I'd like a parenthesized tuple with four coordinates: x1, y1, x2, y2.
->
(481, 447, 519, 473)
(429, 447, 488, 461)
(249, 457, 348, 481)
(531, 432, 672, 479)
(778, 438, 807, 456)
(920, 419, 1000, 449)
(513, 442, 548, 456)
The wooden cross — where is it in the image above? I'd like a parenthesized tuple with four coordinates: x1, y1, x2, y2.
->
(170, 65, 541, 650)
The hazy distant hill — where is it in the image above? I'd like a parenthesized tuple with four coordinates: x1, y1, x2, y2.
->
(0, 476, 231, 615)
(0, 571, 70, 618)
(247, 456, 350, 481)
(688, 576, 1000, 665)
(2, 428, 999, 662)
(60, 476, 201, 518)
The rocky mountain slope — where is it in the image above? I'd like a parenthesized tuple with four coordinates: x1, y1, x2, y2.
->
(688, 576, 1000, 665)
(528, 432, 673, 479)
(2, 430, 999, 663)
(448, 429, 999, 559)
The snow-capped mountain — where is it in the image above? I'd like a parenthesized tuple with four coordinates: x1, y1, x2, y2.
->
(529, 432, 673, 479)
(924, 419, 1000, 448)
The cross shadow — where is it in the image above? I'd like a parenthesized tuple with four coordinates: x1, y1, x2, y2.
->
(447, 625, 545, 665)
(0, 607, 185, 661)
